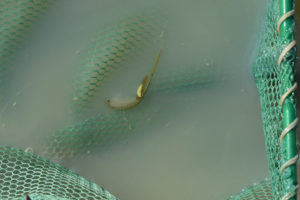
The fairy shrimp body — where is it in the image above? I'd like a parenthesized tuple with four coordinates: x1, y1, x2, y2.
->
(106, 49, 161, 110)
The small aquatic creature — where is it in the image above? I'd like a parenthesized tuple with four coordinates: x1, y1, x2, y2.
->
(106, 49, 161, 110)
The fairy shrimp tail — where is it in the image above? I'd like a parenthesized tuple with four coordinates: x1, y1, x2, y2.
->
(137, 75, 148, 98)
(141, 49, 161, 97)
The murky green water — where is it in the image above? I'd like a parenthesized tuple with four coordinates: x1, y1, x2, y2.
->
(0, 0, 270, 199)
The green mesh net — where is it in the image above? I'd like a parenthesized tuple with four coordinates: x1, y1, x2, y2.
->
(228, 180, 273, 200)
(0, 0, 53, 101)
(0, 145, 118, 200)
(16, 195, 69, 200)
(252, 0, 298, 199)
(0, 0, 298, 199)
(41, 112, 136, 160)
(229, 0, 298, 199)
(0, 0, 118, 199)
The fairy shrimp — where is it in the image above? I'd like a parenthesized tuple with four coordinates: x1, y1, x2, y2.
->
(106, 49, 161, 110)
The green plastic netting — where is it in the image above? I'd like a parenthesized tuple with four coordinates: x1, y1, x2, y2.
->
(0, 145, 118, 200)
(0, 0, 119, 199)
(228, 180, 273, 200)
(0, 0, 226, 198)
(0, 0, 54, 102)
(0, 0, 299, 199)
(255, 0, 297, 199)
(230, 0, 298, 199)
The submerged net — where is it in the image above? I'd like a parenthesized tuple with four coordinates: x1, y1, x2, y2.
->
(0, 0, 298, 199)
(71, 9, 165, 114)
(0, 0, 54, 102)
(228, 180, 273, 200)
(41, 112, 136, 160)
(0, 0, 227, 198)
(42, 62, 226, 160)
(0, 0, 118, 199)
